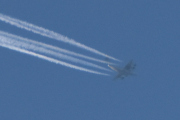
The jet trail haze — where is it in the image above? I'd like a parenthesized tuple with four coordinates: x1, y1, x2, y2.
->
(0, 31, 115, 65)
(0, 13, 120, 62)
(0, 31, 111, 72)
(0, 35, 109, 76)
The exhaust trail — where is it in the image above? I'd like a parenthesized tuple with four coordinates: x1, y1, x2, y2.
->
(0, 36, 109, 76)
(0, 31, 111, 72)
(0, 13, 120, 62)
(0, 30, 116, 65)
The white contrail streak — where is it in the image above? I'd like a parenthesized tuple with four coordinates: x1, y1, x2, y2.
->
(0, 36, 109, 76)
(0, 13, 120, 62)
(0, 30, 116, 65)
(0, 31, 111, 72)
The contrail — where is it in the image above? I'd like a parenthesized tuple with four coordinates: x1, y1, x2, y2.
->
(0, 31, 111, 72)
(0, 36, 109, 76)
(0, 13, 120, 62)
(0, 30, 116, 65)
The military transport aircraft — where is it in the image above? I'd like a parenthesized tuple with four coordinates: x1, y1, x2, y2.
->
(108, 60, 136, 80)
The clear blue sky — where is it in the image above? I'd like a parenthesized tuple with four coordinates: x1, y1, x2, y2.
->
(0, 0, 180, 119)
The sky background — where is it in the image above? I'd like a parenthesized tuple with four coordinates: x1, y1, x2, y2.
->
(0, 0, 180, 119)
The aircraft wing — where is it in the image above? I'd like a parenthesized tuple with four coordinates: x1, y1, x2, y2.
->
(124, 60, 134, 71)
(112, 75, 120, 80)
(112, 74, 124, 80)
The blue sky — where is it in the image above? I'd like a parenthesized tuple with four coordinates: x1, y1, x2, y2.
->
(0, 0, 180, 119)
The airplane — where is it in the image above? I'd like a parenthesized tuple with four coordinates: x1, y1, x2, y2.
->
(108, 60, 136, 80)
